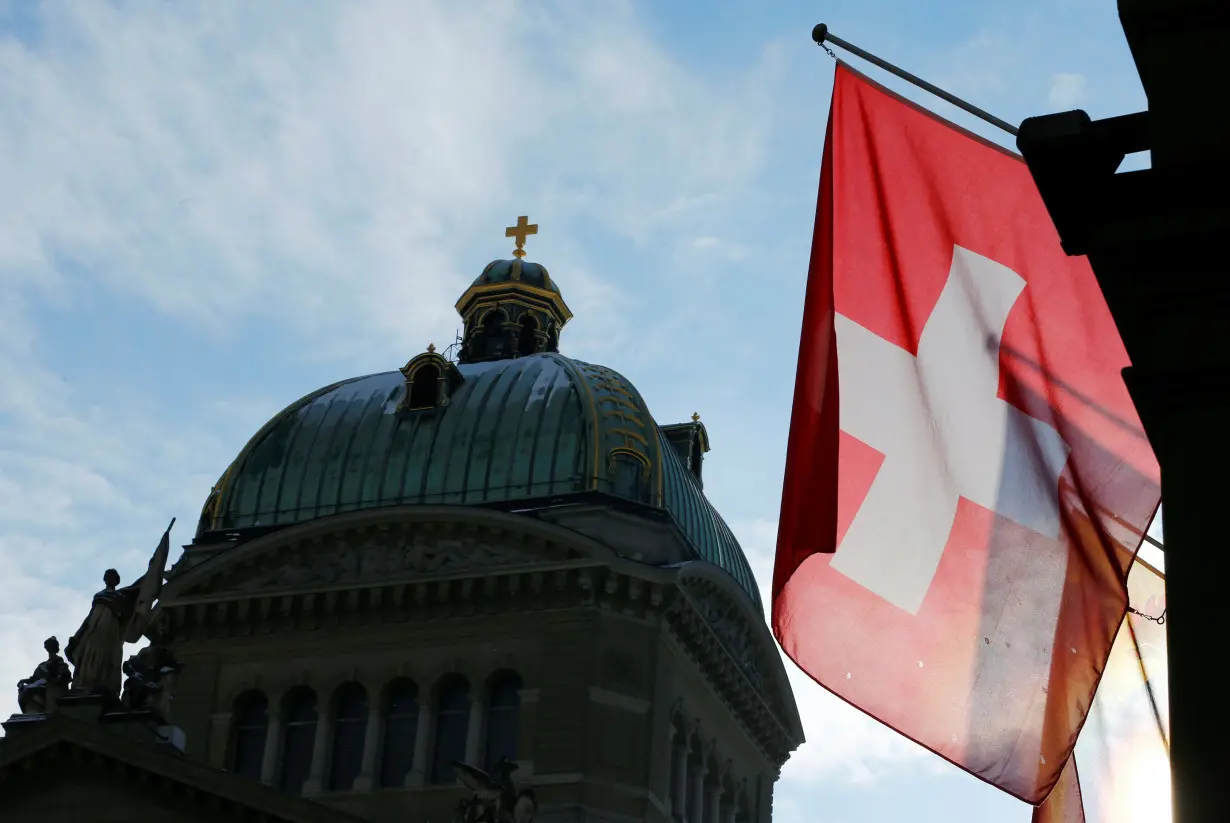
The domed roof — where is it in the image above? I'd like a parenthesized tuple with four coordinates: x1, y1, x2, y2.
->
(473, 259, 559, 294)
(198, 353, 761, 609)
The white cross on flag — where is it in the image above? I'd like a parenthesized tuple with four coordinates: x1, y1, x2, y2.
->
(772, 64, 1161, 805)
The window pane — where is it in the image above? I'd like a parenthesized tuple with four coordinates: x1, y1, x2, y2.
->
(484, 676, 521, 772)
(328, 684, 368, 791)
(279, 689, 317, 794)
(231, 691, 268, 781)
(431, 679, 470, 784)
(381, 681, 419, 788)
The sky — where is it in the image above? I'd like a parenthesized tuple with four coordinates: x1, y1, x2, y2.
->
(0, 1, 1164, 821)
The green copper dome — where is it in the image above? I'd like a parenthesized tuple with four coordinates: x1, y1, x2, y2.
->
(473, 259, 559, 293)
(198, 353, 761, 608)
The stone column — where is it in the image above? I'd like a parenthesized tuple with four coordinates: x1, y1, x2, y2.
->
(689, 766, 707, 823)
(302, 714, 331, 795)
(464, 695, 484, 767)
(354, 703, 382, 791)
(408, 701, 432, 787)
(705, 785, 722, 823)
(260, 709, 283, 786)
(670, 745, 687, 821)
(516, 687, 540, 777)
(207, 712, 232, 769)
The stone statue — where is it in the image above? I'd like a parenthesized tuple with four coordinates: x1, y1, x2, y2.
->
(120, 640, 183, 714)
(452, 758, 537, 823)
(16, 636, 72, 714)
(65, 520, 174, 696)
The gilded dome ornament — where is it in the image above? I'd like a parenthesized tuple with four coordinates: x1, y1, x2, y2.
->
(505, 215, 538, 259)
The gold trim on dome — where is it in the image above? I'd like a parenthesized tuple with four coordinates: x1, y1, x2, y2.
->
(607, 446, 652, 479)
(455, 281, 573, 322)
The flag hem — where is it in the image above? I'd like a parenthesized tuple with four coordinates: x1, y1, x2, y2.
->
(834, 59, 1025, 162)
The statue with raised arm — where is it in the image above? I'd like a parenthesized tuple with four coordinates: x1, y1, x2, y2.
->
(65, 520, 174, 696)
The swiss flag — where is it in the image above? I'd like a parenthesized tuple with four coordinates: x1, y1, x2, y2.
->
(772, 63, 1160, 803)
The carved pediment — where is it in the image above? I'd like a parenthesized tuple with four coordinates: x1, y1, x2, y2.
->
(167, 512, 595, 602)
(230, 536, 550, 595)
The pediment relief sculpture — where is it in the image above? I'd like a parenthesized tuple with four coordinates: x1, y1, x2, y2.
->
(201, 532, 572, 597)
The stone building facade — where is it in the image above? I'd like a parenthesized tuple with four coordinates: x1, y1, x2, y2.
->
(1, 222, 803, 823)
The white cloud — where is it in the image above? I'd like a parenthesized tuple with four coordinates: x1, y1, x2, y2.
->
(0, 0, 784, 718)
(1049, 73, 1088, 109)
(686, 235, 750, 262)
(0, 0, 779, 361)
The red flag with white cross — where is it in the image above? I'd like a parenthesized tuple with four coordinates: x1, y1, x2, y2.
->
(772, 63, 1161, 804)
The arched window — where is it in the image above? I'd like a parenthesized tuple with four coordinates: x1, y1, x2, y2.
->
(611, 452, 648, 501)
(517, 315, 539, 357)
(431, 676, 471, 784)
(546, 325, 559, 353)
(484, 671, 522, 772)
(328, 682, 368, 791)
(278, 687, 318, 794)
(380, 679, 419, 788)
(230, 690, 268, 780)
(407, 365, 441, 409)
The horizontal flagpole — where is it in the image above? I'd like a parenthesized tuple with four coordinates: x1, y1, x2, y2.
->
(812, 24, 1019, 138)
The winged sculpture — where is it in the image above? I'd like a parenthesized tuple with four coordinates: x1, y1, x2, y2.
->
(451, 758, 536, 823)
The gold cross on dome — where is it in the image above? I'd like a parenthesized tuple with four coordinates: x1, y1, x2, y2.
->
(505, 215, 538, 259)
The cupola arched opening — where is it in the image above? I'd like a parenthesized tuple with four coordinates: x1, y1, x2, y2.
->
(517, 314, 539, 357)
(483, 310, 507, 332)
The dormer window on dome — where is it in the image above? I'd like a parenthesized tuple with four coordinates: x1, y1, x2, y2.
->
(661, 413, 710, 488)
(399, 344, 464, 413)
(454, 216, 572, 365)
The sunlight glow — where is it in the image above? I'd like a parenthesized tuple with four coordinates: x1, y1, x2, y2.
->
(1102, 737, 1171, 823)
